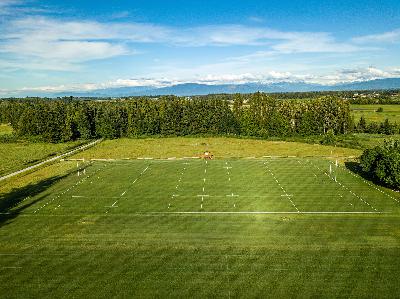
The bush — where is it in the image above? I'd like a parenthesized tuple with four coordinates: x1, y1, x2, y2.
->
(360, 139, 400, 189)
(320, 129, 336, 145)
(376, 107, 384, 112)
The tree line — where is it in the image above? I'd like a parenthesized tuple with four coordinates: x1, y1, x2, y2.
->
(354, 117, 400, 135)
(0, 93, 352, 142)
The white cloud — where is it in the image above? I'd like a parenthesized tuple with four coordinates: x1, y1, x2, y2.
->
(4, 66, 398, 96)
(353, 29, 400, 43)
(0, 0, 19, 15)
(0, 17, 144, 70)
(0, 0, 21, 9)
(0, 15, 367, 72)
(248, 16, 265, 23)
(310, 67, 400, 85)
(194, 72, 298, 85)
(272, 33, 360, 54)
(0, 1, 50, 16)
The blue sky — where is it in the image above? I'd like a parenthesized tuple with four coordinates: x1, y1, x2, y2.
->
(0, 0, 400, 95)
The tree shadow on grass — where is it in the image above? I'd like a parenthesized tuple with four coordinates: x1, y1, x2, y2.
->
(344, 161, 394, 190)
(0, 173, 69, 228)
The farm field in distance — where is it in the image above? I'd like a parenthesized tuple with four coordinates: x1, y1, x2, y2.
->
(1, 156, 399, 297)
(351, 104, 400, 123)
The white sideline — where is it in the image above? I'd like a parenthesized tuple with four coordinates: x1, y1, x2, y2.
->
(264, 162, 300, 212)
(151, 211, 386, 215)
(33, 165, 104, 214)
(305, 160, 379, 212)
(0, 139, 102, 182)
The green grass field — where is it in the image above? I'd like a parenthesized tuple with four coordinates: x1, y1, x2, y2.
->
(0, 140, 85, 177)
(351, 104, 400, 123)
(1, 158, 399, 298)
(71, 137, 361, 160)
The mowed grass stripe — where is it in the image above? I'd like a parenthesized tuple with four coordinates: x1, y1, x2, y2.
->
(1, 158, 400, 298)
(1, 212, 399, 297)
(10, 158, 399, 215)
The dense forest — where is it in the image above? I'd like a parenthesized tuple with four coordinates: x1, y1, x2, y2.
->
(0, 93, 352, 142)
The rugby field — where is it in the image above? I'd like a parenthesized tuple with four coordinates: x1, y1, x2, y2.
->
(1, 158, 400, 298)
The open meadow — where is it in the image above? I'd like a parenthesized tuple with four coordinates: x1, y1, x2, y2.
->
(1, 138, 399, 298)
(351, 104, 400, 123)
(0, 140, 85, 177)
(70, 137, 361, 160)
(0, 124, 85, 176)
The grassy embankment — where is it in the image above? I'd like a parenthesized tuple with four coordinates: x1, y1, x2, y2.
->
(0, 124, 85, 177)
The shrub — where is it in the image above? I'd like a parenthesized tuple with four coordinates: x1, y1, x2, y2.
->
(320, 129, 336, 145)
(360, 140, 400, 189)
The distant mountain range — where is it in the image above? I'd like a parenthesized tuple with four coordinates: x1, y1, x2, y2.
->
(6, 78, 400, 98)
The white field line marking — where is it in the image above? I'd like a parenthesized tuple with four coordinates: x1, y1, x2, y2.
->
(0, 139, 102, 182)
(324, 161, 376, 211)
(264, 162, 300, 212)
(9, 196, 30, 209)
(337, 163, 399, 204)
(112, 164, 150, 206)
(11, 210, 392, 217)
(306, 160, 378, 212)
(151, 211, 386, 215)
(71, 196, 120, 199)
(226, 193, 239, 197)
(33, 164, 103, 214)
(199, 161, 209, 205)
(141, 166, 149, 175)
(224, 161, 238, 204)
(170, 163, 188, 204)
(105, 200, 119, 208)
(0, 253, 66, 256)
(289, 199, 300, 212)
